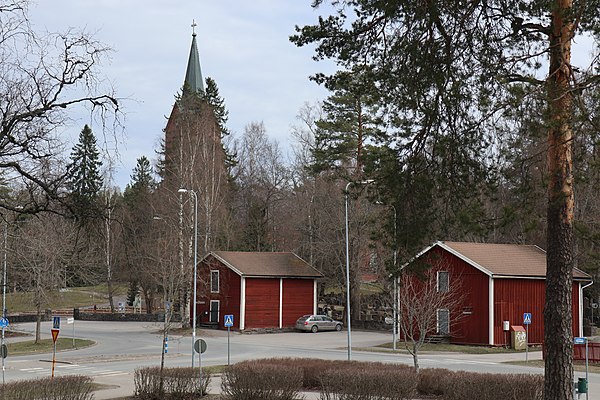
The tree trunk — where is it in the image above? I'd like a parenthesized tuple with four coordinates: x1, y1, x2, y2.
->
(544, 1, 575, 399)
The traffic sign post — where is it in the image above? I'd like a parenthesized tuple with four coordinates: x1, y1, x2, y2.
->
(523, 313, 531, 362)
(224, 315, 234, 366)
(193, 339, 207, 394)
(51, 327, 60, 379)
(0, 316, 8, 384)
(574, 337, 589, 400)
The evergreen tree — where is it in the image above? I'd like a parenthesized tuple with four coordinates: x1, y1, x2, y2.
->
(125, 156, 155, 202)
(203, 77, 230, 138)
(66, 124, 104, 221)
(203, 76, 237, 172)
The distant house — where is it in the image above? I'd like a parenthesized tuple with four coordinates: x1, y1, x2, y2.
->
(408, 241, 592, 346)
(194, 251, 323, 330)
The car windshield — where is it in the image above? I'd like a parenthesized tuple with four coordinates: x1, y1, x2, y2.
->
(297, 315, 310, 322)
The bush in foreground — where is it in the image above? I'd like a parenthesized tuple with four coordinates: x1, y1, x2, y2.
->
(319, 367, 417, 400)
(443, 371, 543, 400)
(134, 366, 211, 399)
(221, 361, 303, 400)
(0, 375, 93, 400)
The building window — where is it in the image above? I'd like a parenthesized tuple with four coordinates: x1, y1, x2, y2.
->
(211, 270, 219, 293)
(437, 309, 450, 335)
(437, 271, 449, 292)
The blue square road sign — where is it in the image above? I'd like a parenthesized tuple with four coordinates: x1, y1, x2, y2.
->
(224, 314, 234, 327)
(53, 316, 60, 330)
(523, 313, 532, 325)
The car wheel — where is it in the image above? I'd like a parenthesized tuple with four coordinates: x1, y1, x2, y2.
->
(335, 324, 342, 331)
(311, 325, 318, 333)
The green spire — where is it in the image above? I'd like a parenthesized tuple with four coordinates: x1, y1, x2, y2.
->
(184, 20, 204, 94)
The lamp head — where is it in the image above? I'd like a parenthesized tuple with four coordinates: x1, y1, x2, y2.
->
(178, 188, 188, 194)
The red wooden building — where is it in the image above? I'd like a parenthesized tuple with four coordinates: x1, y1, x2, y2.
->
(410, 241, 592, 346)
(194, 251, 323, 330)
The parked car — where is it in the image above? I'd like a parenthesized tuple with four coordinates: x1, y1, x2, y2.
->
(295, 314, 343, 333)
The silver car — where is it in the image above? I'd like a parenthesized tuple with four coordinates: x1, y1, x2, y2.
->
(295, 314, 343, 333)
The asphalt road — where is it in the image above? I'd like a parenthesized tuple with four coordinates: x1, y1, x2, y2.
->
(3, 320, 597, 399)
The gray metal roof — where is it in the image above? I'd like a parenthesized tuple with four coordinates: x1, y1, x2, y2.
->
(184, 33, 204, 94)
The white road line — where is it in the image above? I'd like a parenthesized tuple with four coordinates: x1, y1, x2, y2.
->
(20, 367, 44, 371)
(97, 372, 129, 377)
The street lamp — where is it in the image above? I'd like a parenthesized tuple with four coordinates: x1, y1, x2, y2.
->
(178, 188, 198, 368)
(344, 179, 374, 360)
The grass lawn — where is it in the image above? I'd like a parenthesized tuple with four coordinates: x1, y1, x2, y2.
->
(6, 283, 128, 313)
(7, 337, 95, 355)
(374, 341, 532, 354)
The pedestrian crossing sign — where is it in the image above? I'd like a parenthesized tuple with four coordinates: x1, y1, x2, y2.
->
(523, 313, 532, 325)
(224, 314, 234, 327)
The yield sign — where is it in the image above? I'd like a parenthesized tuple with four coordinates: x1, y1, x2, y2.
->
(51, 329, 60, 343)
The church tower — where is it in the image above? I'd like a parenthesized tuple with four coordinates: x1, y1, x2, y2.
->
(161, 24, 228, 252)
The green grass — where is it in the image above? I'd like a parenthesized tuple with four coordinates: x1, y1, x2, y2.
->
(374, 341, 530, 354)
(5, 283, 128, 313)
(7, 338, 95, 355)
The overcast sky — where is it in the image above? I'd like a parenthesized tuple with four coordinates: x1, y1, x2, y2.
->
(29, 1, 335, 189)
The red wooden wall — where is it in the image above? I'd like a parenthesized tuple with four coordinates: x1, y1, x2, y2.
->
(244, 278, 280, 329)
(494, 278, 581, 345)
(430, 248, 490, 345)
(427, 247, 583, 345)
(195, 255, 241, 329)
(282, 279, 314, 327)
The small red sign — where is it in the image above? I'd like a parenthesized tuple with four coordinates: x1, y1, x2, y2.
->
(51, 329, 59, 343)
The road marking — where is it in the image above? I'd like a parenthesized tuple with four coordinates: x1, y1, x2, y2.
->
(20, 367, 44, 372)
(98, 372, 128, 377)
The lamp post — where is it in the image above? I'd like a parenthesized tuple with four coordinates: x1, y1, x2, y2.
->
(344, 179, 374, 361)
(178, 188, 198, 368)
(1, 221, 6, 384)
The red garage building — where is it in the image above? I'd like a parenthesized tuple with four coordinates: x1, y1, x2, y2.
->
(411, 241, 592, 346)
(194, 251, 322, 330)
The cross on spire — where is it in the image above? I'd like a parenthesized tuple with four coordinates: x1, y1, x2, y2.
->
(191, 20, 197, 37)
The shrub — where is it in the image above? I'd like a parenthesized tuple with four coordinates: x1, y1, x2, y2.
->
(221, 361, 304, 400)
(0, 375, 93, 400)
(319, 366, 417, 400)
(443, 372, 543, 400)
(417, 368, 455, 396)
(134, 366, 211, 399)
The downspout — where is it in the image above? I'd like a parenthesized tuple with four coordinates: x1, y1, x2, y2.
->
(581, 280, 593, 337)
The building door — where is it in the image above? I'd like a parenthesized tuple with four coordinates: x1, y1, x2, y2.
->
(210, 300, 220, 323)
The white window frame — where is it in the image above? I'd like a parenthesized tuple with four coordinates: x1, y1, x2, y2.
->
(437, 271, 449, 293)
(210, 270, 220, 293)
(437, 308, 450, 335)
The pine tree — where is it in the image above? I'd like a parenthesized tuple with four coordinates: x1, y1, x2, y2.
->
(124, 156, 155, 203)
(203, 77, 237, 172)
(66, 124, 104, 221)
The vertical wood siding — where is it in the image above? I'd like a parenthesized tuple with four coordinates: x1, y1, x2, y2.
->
(282, 279, 314, 327)
(430, 248, 490, 345)
(494, 278, 581, 345)
(244, 278, 280, 328)
(196, 255, 241, 329)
